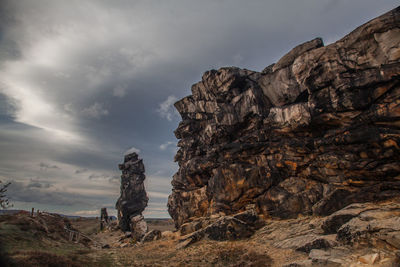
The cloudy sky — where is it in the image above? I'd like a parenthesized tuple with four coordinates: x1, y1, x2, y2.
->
(0, 1, 398, 218)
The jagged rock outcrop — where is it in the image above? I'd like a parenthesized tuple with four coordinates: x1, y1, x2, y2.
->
(116, 152, 148, 234)
(168, 7, 400, 229)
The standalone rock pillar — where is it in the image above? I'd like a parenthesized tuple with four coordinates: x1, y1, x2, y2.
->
(100, 207, 109, 230)
(116, 152, 148, 236)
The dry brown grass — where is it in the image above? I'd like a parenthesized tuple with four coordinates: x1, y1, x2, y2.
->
(212, 243, 273, 267)
(0, 214, 306, 266)
(11, 251, 80, 267)
(70, 217, 100, 236)
(108, 238, 275, 267)
(0, 212, 117, 267)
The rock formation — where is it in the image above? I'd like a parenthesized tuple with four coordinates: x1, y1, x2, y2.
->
(168, 7, 400, 229)
(256, 198, 400, 266)
(116, 152, 148, 235)
(100, 207, 109, 230)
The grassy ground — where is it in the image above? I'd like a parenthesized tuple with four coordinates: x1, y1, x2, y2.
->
(91, 222, 303, 267)
(112, 239, 275, 267)
(0, 212, 115, 267)
(70, 217, 100, 236)
(0, 213, 302, 266)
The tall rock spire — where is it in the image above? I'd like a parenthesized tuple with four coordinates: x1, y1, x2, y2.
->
(116, 152, 148, 234)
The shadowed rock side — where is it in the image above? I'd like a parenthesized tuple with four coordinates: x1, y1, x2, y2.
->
(168, 7, 400, 229)
(116, 153, 148, 233)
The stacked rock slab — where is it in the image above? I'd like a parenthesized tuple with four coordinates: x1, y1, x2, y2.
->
(168, 7, 400, 228)
(116, 152, 148, 237)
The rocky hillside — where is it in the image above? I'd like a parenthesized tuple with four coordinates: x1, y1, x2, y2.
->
(168, 7, 400, 228)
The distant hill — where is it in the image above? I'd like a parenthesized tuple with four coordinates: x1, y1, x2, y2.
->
(0, 209, 22, 215)
(0, 209, 116, 220)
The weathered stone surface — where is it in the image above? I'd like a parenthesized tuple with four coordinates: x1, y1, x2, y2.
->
(274, 234, 337, 253)
(100, 207, 109, 231)
(177, 209, 261, 247)
(141, 229, 162, 243)
(168, 7, 400, 229)
(130, 214, 148, 240)
(252, 204, 400, 267)
(116, 152, 148, 232)
(308, 249, 347, 266)
(358, 253, 380, 265)
(321, 202, 377, 234)
(273, 38, 324, 72)
(335, 201, 400, 248)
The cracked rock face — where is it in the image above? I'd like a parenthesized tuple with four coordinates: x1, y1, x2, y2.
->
(168, 7, 400, 228)
(116, 152, 148, 232)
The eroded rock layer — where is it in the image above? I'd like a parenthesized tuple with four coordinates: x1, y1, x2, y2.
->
(168, 7, 400, 228)
(116, 152, 148, 232)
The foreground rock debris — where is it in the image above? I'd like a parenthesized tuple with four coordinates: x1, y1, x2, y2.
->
(116, 152, 148, 237)
(168, 6, 400, 235)
(275, 199, 400, 266)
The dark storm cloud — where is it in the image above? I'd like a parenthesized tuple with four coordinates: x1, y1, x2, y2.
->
(8, 181, 88, 206)
(27, 178, 52, 189)
(0, 0, 398, 217)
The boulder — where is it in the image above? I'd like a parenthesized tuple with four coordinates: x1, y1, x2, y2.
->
(130, 214, 148, 241)
(141, 229, 162, 243)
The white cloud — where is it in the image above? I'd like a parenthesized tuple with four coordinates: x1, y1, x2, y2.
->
(143, 200, 170, 218)
(88, 173, 109, 180)
(73, 209, 99, 216)
(124, 146, 141, 155)
(113, 84, 127, 97)
(82, 102, 109, 119)
(63, 103, 75, 113)
(157, 95, 178, 121)
(147, 191, 170, 198)
(0, 78, 82, 143)
(159, 141, 175, 151)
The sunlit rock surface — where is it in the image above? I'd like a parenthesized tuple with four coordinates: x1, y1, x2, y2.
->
(168, 7, 400, 229)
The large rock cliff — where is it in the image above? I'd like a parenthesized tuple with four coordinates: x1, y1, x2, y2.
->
(168, 7, 400, 228)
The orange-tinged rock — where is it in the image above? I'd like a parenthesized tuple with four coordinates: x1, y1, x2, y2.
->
(168, 7, 400, 228)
